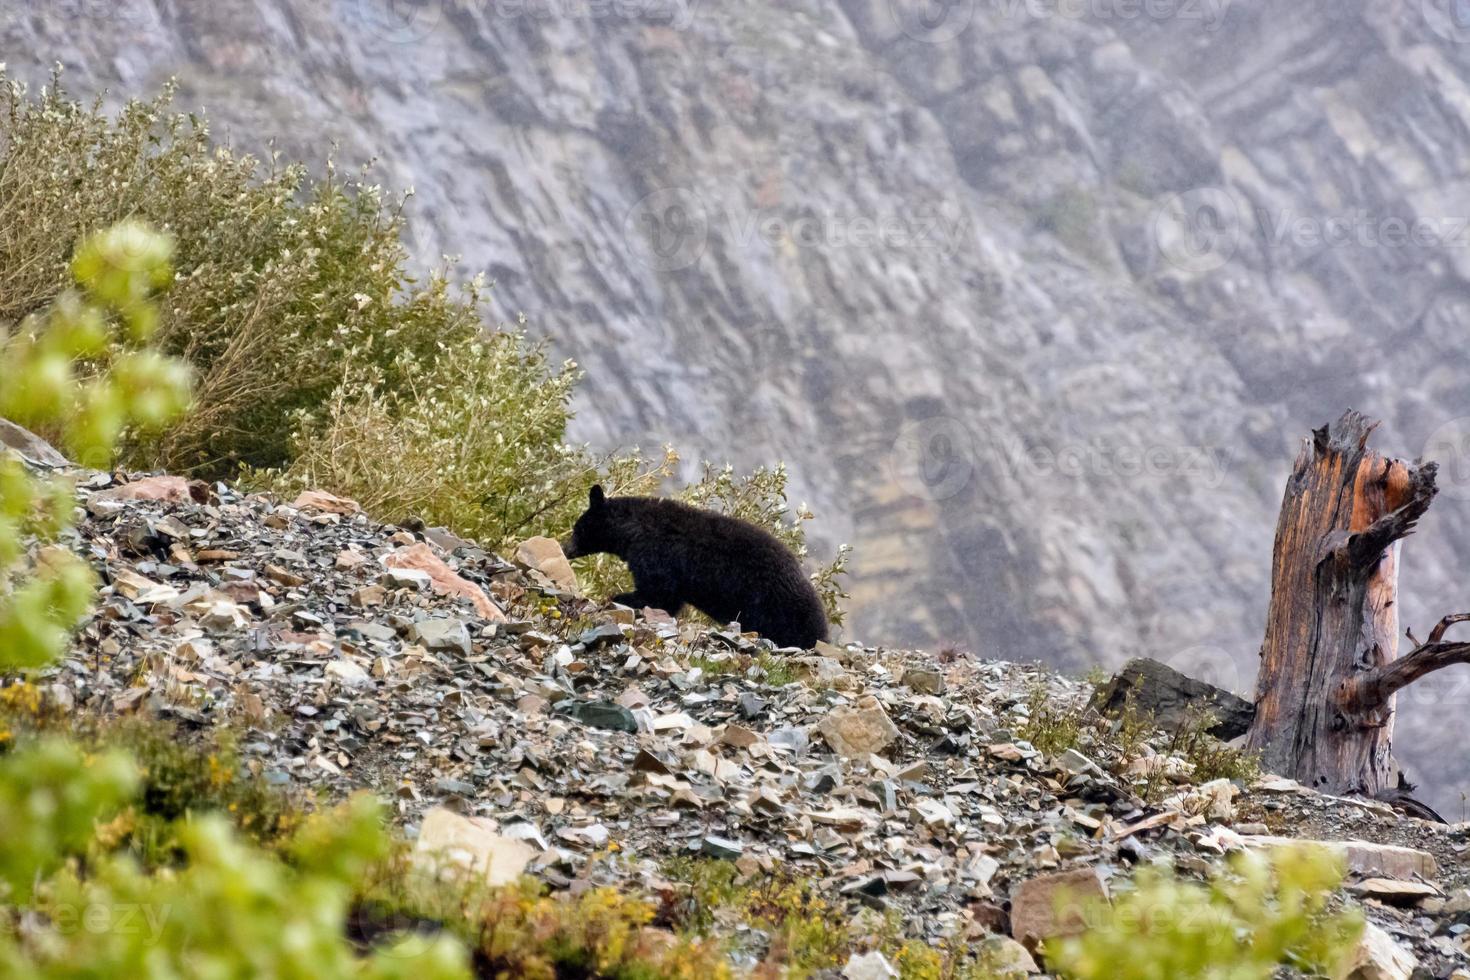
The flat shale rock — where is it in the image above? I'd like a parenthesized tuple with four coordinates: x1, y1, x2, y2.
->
(414, 808, 536, 887)
(1092, 657, 1255, 739)
(1340, 921, 1417, 980)
(816, 695, 899, 758)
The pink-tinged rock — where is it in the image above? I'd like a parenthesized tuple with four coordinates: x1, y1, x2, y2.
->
(383, 543, 506, 622)
(1010, 867, 1109, 952)
(291, 489, 362, 515)
(92, 475, 195, 504)
(516, 536, 578, 591)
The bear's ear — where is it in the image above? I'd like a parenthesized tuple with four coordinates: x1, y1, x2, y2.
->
(589, 484, 606, 509)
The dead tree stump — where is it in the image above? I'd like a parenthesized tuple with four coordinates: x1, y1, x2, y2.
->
(1246, 411, 1470, 798)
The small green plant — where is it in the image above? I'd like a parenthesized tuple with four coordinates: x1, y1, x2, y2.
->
(1046, 847, 1363, 980)
(755, 652, 798, 686)
(1103, 692, 1156, 773)
(1017, 683, 1085, 756)
(1162, 705, 1261, 787)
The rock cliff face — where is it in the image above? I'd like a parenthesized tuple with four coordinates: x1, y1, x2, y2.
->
(6, 0, 1470, 809)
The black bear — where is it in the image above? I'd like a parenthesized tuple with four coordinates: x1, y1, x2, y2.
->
(561, 485, 830, 650)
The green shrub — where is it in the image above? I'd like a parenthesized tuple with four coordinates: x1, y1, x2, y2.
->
(0, 221, 189, 665)
(1, 70, 480, 475)
(255, 332, 676, 554)
(1046, 847, 1362, 980)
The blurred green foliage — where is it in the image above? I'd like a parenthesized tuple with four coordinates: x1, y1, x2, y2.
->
(1046, 847, 1362, 980)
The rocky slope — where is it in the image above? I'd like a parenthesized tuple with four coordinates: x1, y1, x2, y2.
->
(35, 463, 1470, 976)
(4, 0, 1470, 809)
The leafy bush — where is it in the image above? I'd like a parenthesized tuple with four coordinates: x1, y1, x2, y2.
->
(0, 222, 468, 978)
(0, 221, 189, 664)
(257, 333, 676, 555)
(1046, 847, 1362, 980)
(1, 70, 480, 475)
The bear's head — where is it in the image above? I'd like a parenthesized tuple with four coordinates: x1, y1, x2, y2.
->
(562, 484, 613, 560)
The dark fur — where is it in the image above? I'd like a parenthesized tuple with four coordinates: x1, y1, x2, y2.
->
(562, 486, 829, 649)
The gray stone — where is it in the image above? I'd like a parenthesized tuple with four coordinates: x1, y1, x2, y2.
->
(556, 700, 637, 734)
(381, 567, 433, 591)
(1092, 658, 1255, 740)
(0, 418, 69, 467)
(410, 618, 471, 655)
(902, 667, 946, 696)
(701, 835, 744, 860)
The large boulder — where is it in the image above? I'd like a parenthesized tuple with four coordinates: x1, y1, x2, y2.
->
(1091, 658, 1255, 740)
